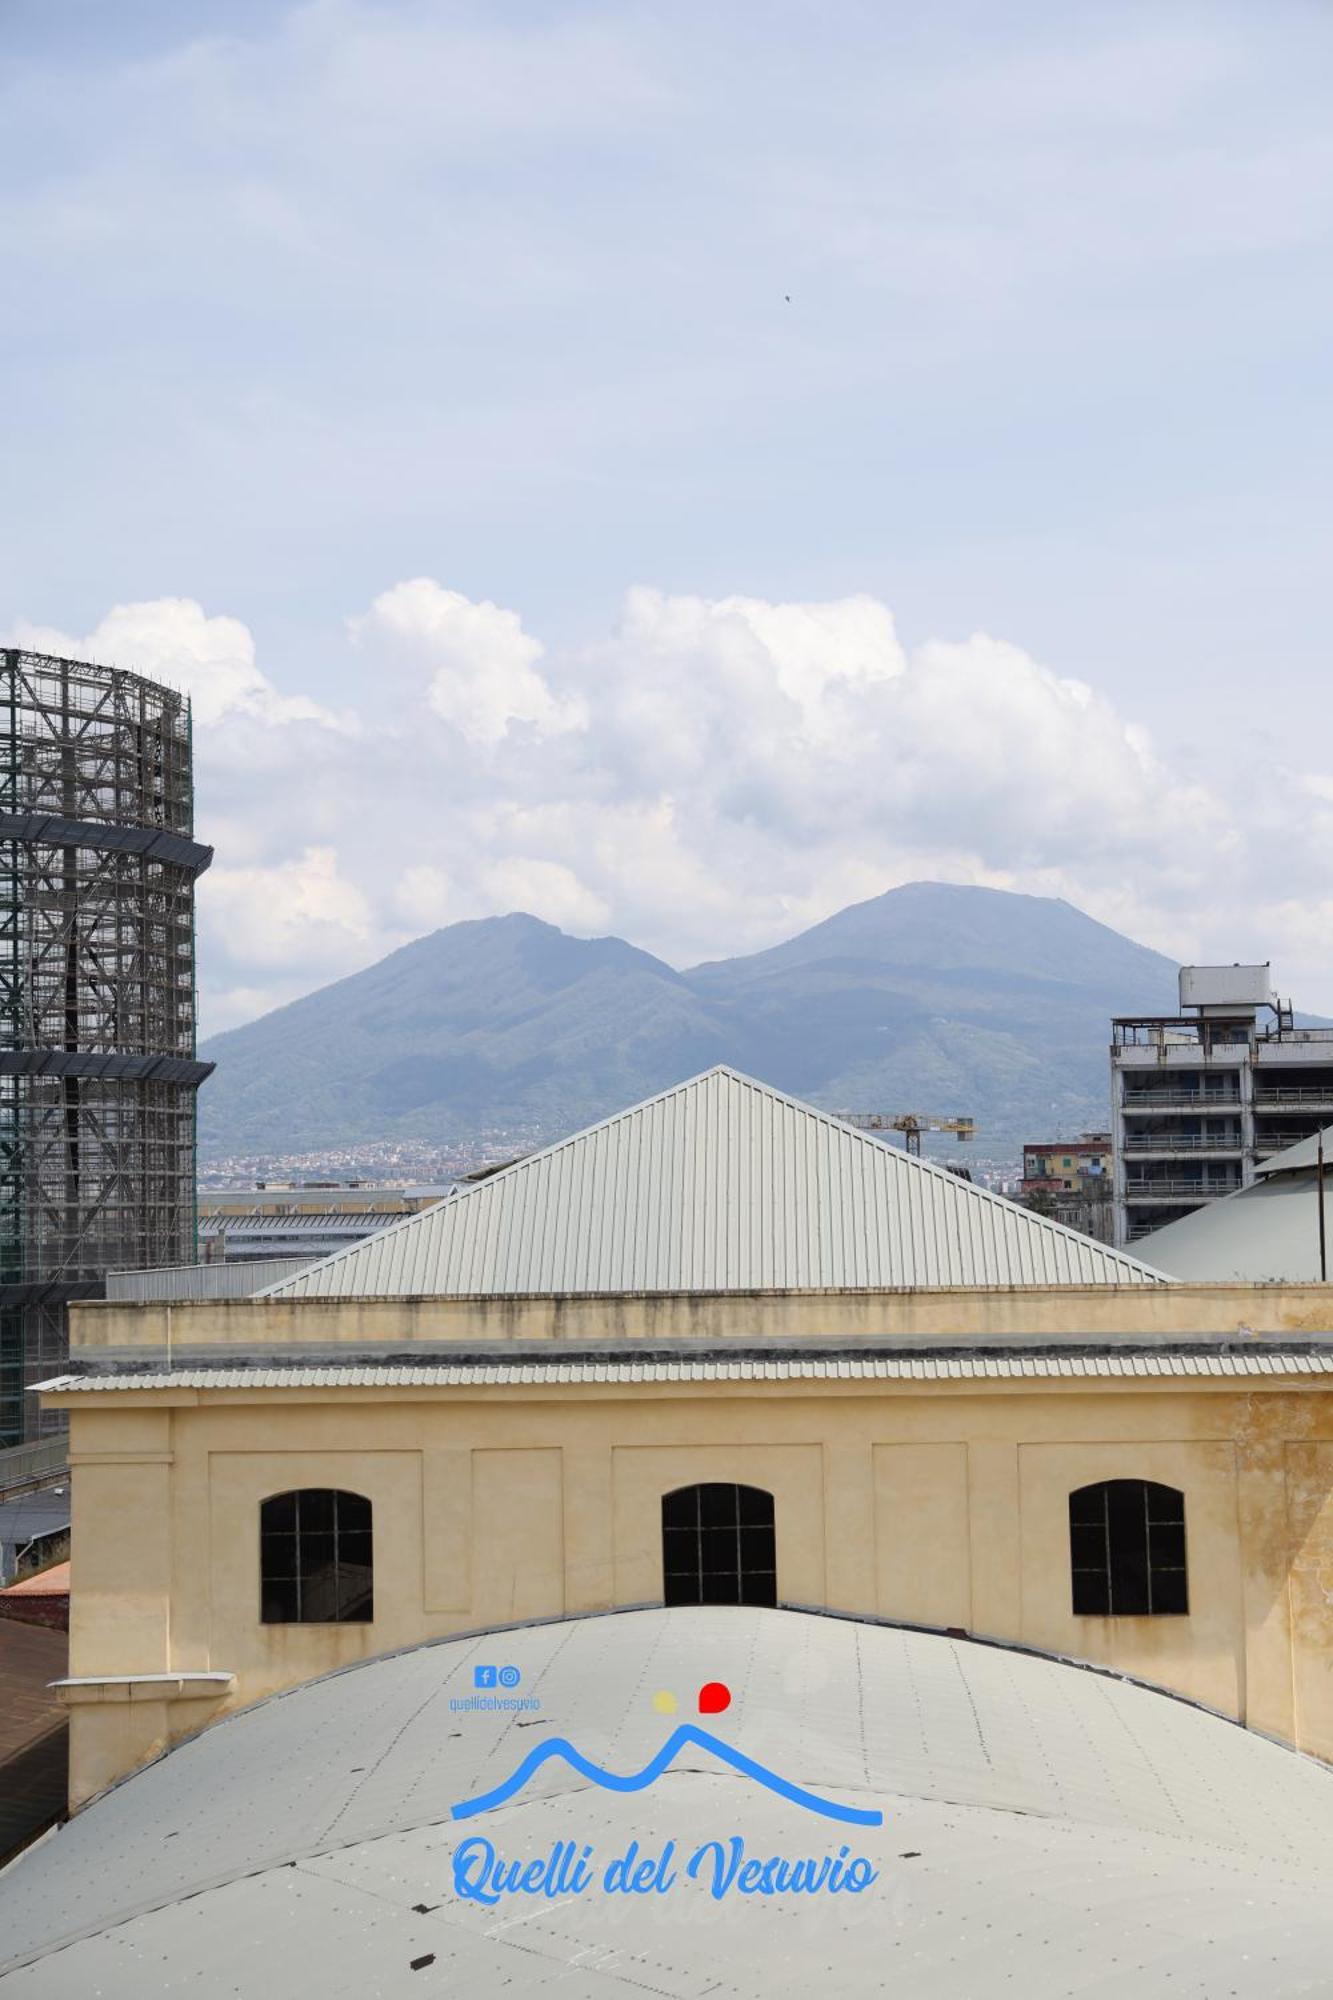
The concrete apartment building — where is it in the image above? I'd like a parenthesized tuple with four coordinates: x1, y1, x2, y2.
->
(1022, 1135, 1112, 1193)
(1112, 963, 1333, 1247)
(1020, 1133, 1113, 1243)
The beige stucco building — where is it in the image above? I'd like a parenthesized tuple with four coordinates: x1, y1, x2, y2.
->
(38, 1070, 1333, 1810)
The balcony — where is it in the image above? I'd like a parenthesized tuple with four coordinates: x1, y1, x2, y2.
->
(1124, 1180, 1240, 1202)
(1122, 1094, 1240, 1114)
(1112, 1017, 1252, 1051)
(1127, 1217, 1194, 1241)
(1121, 1133, 1241, 1153)
(1254, 1085, 1333, 1107)
(1253, 1129, 1322, 1154)
(1114, 1017, 1333, 1049)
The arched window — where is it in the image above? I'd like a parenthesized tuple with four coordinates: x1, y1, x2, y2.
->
(1069, 1480, 1187, 1617)
(661, 1483, 776, 1607)
(260, 1489, 373, 1624)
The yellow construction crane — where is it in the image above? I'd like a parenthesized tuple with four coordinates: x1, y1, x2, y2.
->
(831, 1111, 976, 1157)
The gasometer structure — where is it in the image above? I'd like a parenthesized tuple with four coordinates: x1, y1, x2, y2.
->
(0, 649, 213, 1442)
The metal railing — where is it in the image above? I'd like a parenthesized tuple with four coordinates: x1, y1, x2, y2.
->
(0, 1433, 67, 1499)
(1114, 1017, 1333, 1048)
(1254, 1086, 1333, 1104)
(1124, 1181, 1240, 1201)
(1122, 1133, 1241, 1152)
(1113, 1018, 1252, 1049)
(1122, 1094, 1240, 1112)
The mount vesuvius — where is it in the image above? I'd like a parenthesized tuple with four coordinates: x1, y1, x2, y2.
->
(197, 882, 1179, 1164)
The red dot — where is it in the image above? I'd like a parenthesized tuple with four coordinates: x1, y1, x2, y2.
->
(698, 1681, 731, 1714)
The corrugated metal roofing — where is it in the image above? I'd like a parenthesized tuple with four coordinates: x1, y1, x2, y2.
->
(0, 1491, 70, 1548)
(201, 1212, 408, 1236)
(104, 1257, 318, 1302)
(37, 1348, 1333, 1390)
(1139, 1155, 1333, 1282)
(6, 1607, 1333, 1995)
(262, 1067, 1166, 1300)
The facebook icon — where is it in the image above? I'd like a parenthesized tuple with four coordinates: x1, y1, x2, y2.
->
(473, 1665, 497, 1689)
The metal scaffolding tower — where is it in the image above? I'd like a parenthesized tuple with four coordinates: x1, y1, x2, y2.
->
(0, 650, 214, 1442)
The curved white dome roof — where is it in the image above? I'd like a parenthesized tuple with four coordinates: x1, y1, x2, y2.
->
(3, 1608, 1333, 1996)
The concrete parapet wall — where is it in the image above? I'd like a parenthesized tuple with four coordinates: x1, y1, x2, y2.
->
(66, 1282, 1333, 1364)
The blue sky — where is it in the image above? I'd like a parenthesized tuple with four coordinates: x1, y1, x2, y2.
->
(3, 1, 1333, 1030)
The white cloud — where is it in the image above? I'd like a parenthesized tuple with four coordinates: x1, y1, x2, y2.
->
(479, 859, 610, 935)
(8, 598, 352, 733)
(391, 858, 608, 937)
(392, 864, 457, 933)
(204, 981, 316, 1036)
(350, 579, 586, 746)
(11, 577, 1333, 1030)
(570, 589, 1229, 884)
(199, 844, 377, 971)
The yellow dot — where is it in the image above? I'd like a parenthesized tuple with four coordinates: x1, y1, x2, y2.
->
(652, 1689, 678, 1714)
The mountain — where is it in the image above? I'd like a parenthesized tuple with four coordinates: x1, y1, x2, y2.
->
(686, 882, 1177, 1149)
(196, 883, 1181, 1164)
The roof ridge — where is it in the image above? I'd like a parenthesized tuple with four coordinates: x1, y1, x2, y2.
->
(259, 1067, 1167, 1299)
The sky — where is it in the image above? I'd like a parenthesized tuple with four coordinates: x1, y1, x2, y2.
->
(3, 0, 1333, 1034)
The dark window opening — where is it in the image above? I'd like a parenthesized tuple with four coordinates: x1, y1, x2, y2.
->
(260, 1488, 373, 1624)
(1069, 1479, 1187, 1617)
(661, 1482, 776, 1607)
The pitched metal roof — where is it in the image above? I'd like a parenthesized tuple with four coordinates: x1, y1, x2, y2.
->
(200, 1211, 411, 1235)
(6, 1606, 1333, 1994)
(0, 1490, 70, 1551)
(1139, 1131, 1333, 1281)
(261, 1067, 1166, 1300)
(104, 1257, 318, 1302)
(1255, 1122, 1333, 1175)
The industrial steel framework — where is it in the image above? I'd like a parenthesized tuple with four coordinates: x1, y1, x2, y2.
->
(0, 650, 213, 1442)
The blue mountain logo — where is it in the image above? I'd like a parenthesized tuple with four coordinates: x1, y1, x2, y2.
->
(450, 1721, 883, 1826)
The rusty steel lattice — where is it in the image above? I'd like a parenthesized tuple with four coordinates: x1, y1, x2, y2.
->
(0, 650, 214, 1442)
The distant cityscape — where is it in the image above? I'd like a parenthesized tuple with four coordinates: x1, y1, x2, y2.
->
(198, 1125, 554, 1191)
(199, 1134, 1025, 1194)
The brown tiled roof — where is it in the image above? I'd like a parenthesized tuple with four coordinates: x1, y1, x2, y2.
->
(0, 1562, 69, 1600)
(0, 1620, 65, 1763)
(0, 1619, 67, 1859)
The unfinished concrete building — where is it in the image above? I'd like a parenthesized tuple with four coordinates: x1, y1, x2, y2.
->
(1111, 963, 1333, 1246)
(0, 650, 212, 1442)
